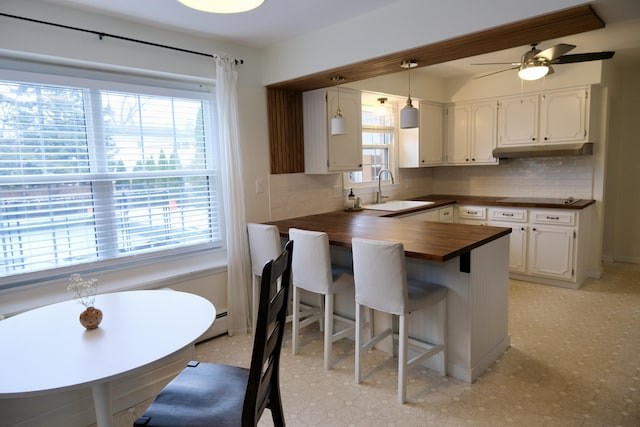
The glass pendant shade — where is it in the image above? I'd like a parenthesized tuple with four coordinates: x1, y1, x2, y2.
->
(178, 0, 264, 13)
(400, 100, 419, 129)
(331, 111, 346, 135)
(518, 64, 549, 81)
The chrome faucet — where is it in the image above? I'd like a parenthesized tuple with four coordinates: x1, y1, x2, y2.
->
(376, 169, 395, 204)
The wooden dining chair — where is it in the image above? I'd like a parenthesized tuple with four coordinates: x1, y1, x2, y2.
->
(134, 240, 294, 427)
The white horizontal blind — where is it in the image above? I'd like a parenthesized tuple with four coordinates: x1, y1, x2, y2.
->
(0, 80, 221, 282)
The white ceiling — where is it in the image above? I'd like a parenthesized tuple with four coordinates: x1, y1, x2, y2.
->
(36, 0, 640, 79)
(37, 0, 399, 48)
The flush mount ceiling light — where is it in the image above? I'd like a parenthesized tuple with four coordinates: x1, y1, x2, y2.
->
(400, 60, 419, 129)
(330, 76, 346, 136)
(177, 0, 265, 14)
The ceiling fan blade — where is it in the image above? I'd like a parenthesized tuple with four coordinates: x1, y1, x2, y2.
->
(535, 43, 576, 61)
(550, 51, 615, 64)
(473, 66, 519, 79)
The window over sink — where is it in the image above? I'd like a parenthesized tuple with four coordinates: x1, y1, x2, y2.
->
(346, 95, 397, 187)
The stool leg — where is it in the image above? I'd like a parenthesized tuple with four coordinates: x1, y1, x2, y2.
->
(324, 294, 334, 370)
(292, 285, 300, 355)
(355, 303, 363, 384)
(398, 314, 408, 404)
(440, 297, 447, 376)
(252, 274, 259, 331)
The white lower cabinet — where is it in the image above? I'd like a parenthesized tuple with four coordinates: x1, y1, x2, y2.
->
(488, 208, 528, 273)
(486, 207, 590, 288)
(457, 205, 487, 225)
(528, 210, 576, 281)
(398, 205, 454, 222)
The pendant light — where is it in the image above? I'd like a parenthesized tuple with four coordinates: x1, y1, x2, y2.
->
(331, 77, 346, 135)
(177, 0, 264, 14)
(400, 60, 419, 129)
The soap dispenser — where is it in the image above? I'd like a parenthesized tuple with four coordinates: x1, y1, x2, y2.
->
(347, 188, 355, 209)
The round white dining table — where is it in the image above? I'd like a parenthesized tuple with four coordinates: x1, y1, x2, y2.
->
(0, 289, 216, 427)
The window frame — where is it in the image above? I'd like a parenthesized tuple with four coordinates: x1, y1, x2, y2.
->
(0, 65, 226, 292)
(345, 94, 400, 190)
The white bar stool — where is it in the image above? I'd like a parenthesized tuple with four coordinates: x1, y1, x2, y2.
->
(351, 237, 447, 403)
(247, 223, 282, 328)
(289, 228, 355, 370)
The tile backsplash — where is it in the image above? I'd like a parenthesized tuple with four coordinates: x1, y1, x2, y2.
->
(433, 156, 595, 199)
(268, 155, 595, 220)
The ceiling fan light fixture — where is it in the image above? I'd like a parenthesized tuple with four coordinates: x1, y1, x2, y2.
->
(400, 60, 419, 129)
(518, 63, 549, 81)
(177, 0, 264, 14)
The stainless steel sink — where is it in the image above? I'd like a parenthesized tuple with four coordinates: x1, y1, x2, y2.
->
(362, 200, 435, 212)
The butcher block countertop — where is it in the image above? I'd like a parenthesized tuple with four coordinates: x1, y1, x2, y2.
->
(268, 211, 511, 263)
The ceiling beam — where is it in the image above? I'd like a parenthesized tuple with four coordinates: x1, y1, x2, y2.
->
(267, 4, 604, 92)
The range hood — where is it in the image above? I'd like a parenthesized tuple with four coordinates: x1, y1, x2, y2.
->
(492, 142, 593, 159)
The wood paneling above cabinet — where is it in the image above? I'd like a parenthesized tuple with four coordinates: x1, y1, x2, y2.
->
(267, 88, 304, 174)
(266, 5, 604, 174)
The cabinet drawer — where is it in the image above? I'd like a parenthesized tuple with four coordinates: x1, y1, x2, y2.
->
(439, 206, 454, 222)
(531, 210, 576, 226)
(458, 205, 487, 219)
(489, 208, 527, 222)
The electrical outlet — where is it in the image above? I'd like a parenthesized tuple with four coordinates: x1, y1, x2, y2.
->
(255, 179, 264, 194)
(333, 185, 343, 198)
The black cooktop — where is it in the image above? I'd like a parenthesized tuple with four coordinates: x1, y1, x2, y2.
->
(497, 197, 579, 205)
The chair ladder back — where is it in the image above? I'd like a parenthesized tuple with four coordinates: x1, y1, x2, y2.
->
(243, 240, 293, 427)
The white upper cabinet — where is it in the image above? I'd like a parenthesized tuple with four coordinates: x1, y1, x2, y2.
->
(399, 101, 444, 167)
(303, 87, 362, 174)
(498, 87, 590, 147)
(446, 100, 498, 165)
(539, 88, 589, 143)
(497, 94, 539, 146)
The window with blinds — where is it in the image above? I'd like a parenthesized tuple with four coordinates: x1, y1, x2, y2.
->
(0, 80, 222, 282)
(348, 100, 396, 185)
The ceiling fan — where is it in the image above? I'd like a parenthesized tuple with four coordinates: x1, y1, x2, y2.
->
(472, 43, 615, 80)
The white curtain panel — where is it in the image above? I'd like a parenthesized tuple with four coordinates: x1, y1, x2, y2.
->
(215, 57, 251, 336)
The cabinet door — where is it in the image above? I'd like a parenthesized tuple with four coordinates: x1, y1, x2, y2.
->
(326, 88, 362, 171)
(419, 102, 444, 166)
(498, 94, 539, 146)
(446, 103, 471, 164)
(539, 88, 588, 143)
(398, 209, 440, 221)
(471, 101, 498, 164)
(490, 221, 527, 273)
(529, 225, 574, 280)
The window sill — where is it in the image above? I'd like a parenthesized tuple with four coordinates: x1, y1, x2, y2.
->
(0, 250, 227, 318)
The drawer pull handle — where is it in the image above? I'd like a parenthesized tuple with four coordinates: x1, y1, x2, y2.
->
(467, 211, 477, 215)
(502, 213, 514, 217)
(546, 216, 560, 220)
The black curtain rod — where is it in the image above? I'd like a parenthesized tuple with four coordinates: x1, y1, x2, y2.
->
(0, 12, 244, 65)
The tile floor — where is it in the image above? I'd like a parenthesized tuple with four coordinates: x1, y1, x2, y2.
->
(114, 261, 639, 426)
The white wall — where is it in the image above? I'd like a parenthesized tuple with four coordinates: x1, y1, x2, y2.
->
(603, 66, 640, 263)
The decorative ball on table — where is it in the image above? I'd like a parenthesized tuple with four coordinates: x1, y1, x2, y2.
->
(67, 274, 103, 329)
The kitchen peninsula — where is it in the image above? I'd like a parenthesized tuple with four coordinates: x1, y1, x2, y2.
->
(269, 211, 511, 383)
